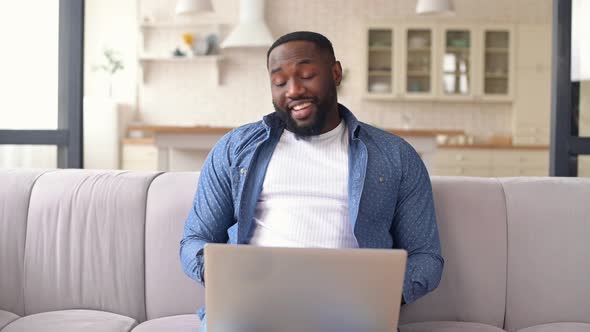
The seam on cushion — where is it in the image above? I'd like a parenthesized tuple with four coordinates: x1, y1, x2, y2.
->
(496, 178, 509, 331)
(141, 171, 165, 323)
(22, 169, 57, 317)
(127, 318, 139, 332)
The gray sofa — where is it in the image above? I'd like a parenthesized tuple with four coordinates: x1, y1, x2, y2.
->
(1, 169, 589, 332)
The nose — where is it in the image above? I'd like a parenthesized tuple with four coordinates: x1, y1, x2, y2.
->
(285, 78, 305, 99)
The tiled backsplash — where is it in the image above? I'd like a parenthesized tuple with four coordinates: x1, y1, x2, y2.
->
(86, 0, 551, 137)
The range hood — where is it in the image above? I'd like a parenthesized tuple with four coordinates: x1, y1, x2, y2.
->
(221, 0, 274, 48)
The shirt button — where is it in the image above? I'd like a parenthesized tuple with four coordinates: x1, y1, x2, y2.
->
(379, 177, 385, 183)
(240, 168, 248, 175)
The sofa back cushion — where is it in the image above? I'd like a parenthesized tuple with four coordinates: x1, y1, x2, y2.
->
(400, 177, 508, 328)
(0, 169, 48, 316)
(502, 177, 590, 331)
(144, 172, 205, 320)
(23, 170, 159, 322)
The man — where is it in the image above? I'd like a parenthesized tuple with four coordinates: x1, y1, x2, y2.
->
(180, 31, 444, 331)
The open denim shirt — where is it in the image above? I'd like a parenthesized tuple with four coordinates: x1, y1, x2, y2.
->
(180, 104, 444, 323)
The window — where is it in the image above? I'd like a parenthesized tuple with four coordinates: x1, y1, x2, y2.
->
(0, 0, 84, 169)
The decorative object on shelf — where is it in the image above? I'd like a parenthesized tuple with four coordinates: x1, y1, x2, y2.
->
(92, 48, 125, 97)
(206, 34, 220, 54)
(409, 36, 428, 49)
(369, 82, 390, 93)
(221, 0, 273, 48)
(181, 33, 195, 55)
(416, 0, 454, 15)
(175, 0, 213, 15)
(193, 37, 211, 55)
(172, 47, 187, 57)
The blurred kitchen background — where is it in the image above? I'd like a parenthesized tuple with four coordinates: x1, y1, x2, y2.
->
(1, 0, 589, 177)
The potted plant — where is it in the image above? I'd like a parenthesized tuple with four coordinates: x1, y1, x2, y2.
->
(93, 48, 125, 98)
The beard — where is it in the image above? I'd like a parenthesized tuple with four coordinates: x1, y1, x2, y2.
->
(273, 86, 337, 138)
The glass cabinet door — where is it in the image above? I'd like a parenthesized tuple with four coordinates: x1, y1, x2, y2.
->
(443, 30, 471, 96)
(484, 30, 510, 95)
(367, 29, 393, 94)
(406, 29, 432, 94)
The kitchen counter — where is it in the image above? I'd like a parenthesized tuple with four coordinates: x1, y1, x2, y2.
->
(439, 143, 549, 150)
(125, 125, 465, 171)
(127, 125, 463, 137)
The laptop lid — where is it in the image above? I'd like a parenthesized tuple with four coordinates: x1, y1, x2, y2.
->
(205, 244, 407, 332)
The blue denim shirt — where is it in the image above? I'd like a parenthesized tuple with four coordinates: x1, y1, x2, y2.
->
(180, 104, 444, 325)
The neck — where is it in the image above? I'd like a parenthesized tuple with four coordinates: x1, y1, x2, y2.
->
(319, 104, 341, 134)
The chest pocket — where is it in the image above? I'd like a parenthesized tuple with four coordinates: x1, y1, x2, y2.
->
(355, 172, 398, 242)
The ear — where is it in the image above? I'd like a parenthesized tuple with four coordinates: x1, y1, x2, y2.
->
(332, 61, 343, 86)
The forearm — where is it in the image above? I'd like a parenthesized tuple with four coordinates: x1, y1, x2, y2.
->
(180, 235, 207, 286)
(402, 252, 444, 304)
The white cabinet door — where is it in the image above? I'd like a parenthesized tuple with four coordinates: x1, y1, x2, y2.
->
(122, 144, 158, 171)
(479, 25, 515, 102)
(437, 25, 476, 101)
(364, 25, 396, 99)
(401, 25, 438, 100)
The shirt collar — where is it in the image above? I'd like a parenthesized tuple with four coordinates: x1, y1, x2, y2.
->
(262, 103, 362, 140)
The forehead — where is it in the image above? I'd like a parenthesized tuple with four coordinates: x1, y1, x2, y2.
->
(268, 40, 326, 69)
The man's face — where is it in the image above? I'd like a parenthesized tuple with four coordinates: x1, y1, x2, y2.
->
(268, 40, 342, 137)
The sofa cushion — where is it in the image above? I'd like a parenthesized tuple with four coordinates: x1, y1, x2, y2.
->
(400, 321, 507, 332)
(2, 310, 137, 332)
(517, 322, 590, 332)
(501, 178, 590, 331)
(0, 169, 49, 316)
(131, 314, 200, 332)
(400, 177, 507, 328)
(0, 310, 19, 330)
(23, 170, 160, 322)
(144, 173, 205, 319)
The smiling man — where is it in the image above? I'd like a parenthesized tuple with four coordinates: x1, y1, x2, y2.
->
(180, 31, 444, 331)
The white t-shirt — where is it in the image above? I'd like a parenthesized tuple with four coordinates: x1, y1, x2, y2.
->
(249, 120, 359, 248)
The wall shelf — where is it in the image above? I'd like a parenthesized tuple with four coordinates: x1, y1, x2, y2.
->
(138, 55, 225, 84)
(139, 19, 229, 30)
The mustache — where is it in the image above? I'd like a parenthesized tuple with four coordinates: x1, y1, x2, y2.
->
(286, 96, 318, 111)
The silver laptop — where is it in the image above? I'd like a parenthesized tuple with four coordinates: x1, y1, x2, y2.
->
(204, 244, 407, 332)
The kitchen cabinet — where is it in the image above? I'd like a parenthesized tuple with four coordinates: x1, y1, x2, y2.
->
(480, 26, 515, 101)
(438, 25, 474, 101)
(122, 141, 158, 171)
(364, 26, 396, 98)
(363, 23, 514, 102)
(402, 25, 437, 99)
(434, 147, 549, 177)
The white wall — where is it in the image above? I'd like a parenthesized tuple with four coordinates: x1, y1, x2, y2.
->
(85, 0, 553, 136)
(84, 0, 137, 104)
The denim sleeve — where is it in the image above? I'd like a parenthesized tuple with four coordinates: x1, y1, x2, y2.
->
(180, 132, 236, 286)
(391, 141, 444, 304)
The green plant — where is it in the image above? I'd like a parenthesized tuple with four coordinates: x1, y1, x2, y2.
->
(93, 48, 125, 97)
(93, 48, 125, 75)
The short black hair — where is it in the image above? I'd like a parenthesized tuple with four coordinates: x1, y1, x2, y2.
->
(266, 31, 336, 67)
